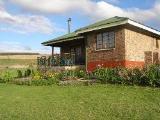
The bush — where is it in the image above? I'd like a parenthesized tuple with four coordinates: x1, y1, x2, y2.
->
(13, 79, 31, 86)
(59, 70, 78, 81)
(17, 70, 23, 78)
(0, 77, 4, 83)
(76, 70, 86, 78)
(24, 69, 32, 77)
(31, 78, 59, 86)
(93, 68, 124, 84)
(145, 65, 160, 87)
(1, 71, 14, 83)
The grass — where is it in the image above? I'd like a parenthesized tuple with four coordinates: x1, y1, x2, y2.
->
(0, 84, 160, 120)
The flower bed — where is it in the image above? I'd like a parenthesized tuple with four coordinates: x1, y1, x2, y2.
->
(0, 64, 159, 87)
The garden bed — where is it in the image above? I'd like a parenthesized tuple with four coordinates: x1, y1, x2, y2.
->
(0, 64, 160, 88)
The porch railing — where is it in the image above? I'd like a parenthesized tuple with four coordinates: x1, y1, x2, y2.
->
(37, 54, 76, 67)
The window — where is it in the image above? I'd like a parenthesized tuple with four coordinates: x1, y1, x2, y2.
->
(96, 32, 115, 50)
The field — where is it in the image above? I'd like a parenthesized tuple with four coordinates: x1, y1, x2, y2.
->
(0, 84, 160, 120)
(0, 59, 36, 69)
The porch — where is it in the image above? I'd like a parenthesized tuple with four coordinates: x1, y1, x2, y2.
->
(39, 33, 86, 71)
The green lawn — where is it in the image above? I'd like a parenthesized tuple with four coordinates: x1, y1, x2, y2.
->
(0, 84, 160, 120)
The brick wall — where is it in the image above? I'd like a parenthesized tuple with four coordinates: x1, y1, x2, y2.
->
(86, 27, 126, 71)
(86, 26, 160, 71)
(124, 27, 160, 68)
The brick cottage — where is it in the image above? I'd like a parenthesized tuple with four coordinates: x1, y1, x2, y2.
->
(42, 16, 160, 71)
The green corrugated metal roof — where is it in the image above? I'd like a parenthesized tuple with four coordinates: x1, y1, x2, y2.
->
(42, 16, 128, 46)
(76, 16, 128, 33)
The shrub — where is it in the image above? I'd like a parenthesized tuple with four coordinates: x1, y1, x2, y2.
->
(76, 70, 86, 78)
(0, 77, 4, 83)
(92, 65, 160, 87)
(93, 68, 124, 84)
(125, 68, 141, 85)
(31, 78, 59, 86)
(84, 71, 94, 80)
(145, 65, 160, 87)
(59, 70, 78, 81)
(17, 70, 23, 78)
(13, 79, 31, 86)
(24, 69, 32, 77)
(1, 71, 14, 83)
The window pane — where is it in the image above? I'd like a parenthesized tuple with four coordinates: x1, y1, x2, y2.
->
(97, 34, 103, 49)
(103, 32, 109, 49)
(108, 32, 115, 48)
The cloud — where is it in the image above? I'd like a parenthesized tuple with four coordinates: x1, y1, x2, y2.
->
(84, 1, 158, 22)
(10, 0, 92, 14)
(103, 0, 119, 4)
(9, 0, 160, 24)
(0, 6, 55, 34)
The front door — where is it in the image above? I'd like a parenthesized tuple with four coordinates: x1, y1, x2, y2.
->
(75, 46, 82, 64)
(71, 46, 83, 65)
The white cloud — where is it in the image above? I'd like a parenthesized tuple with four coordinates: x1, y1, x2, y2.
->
(0, 6, 54, 34)
(103, 0, 119, 4)
(10, 0, 92, 14)
(9, 0, 160, 24)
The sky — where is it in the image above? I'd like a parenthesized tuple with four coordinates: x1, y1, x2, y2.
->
(0, 0, 160, 54)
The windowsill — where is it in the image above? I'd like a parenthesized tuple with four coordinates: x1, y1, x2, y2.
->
(95, 48, 115, 52)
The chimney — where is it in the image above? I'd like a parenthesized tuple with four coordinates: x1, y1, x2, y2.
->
(67, 18, 71, 33)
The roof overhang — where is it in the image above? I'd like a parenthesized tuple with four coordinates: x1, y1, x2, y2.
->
(42, 36, 84, 46)
(127, 19, 160, 36)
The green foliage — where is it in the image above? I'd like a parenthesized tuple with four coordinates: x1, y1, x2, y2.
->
(31, 78, 59, 86)
(0, 71, 14, 83)
(0, 77, 4, 83)
(24, 69, 32, 77)
(13, 79, 31, 86)
(145, 65, 160, 87)
(0, 64, 160, 87)
(58, 70, 88, 81)
(58, 70, 76, 81)
(76, 70, 86, 78)
(17, 70, 23, 78)
(92, 64, 160, 87)
(93, 68, 124, 84)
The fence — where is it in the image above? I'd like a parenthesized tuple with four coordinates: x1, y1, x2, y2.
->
(37, 54, 76, 67)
